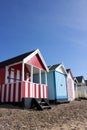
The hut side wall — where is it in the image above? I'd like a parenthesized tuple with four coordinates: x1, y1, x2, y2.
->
(47, 71, 55, 100)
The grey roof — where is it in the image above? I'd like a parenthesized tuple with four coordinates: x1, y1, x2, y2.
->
(75, 76, 84, 83)
(0, 50, 35, 68)
(48, 64, 61, 70)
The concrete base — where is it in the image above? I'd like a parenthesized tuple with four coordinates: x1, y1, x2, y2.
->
(22, 98, 32, 109)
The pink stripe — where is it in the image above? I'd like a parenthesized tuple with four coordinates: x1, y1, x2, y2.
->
(28, 82, 30, 98)
(21, 82, 25, 98)
(13, 83, 16, 102)
(38, 84, 40, 98)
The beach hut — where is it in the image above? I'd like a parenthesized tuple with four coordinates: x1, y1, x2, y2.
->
(66, 69, 75, 101)
(47, 64, 68, 103)
(74, 77, 79, 99)
(75, 76, 86, 99)
(0, 49, 50, 109)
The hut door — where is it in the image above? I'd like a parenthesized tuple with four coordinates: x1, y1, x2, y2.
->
(55, 72, 67, 99)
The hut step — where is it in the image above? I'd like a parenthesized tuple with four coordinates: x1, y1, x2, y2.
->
(31, 99, 51, 110)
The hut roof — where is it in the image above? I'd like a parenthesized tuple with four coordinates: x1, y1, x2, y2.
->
(48, 64, 61, 70)
(0, 50, 35, 68)
(75, 76, 84, 83)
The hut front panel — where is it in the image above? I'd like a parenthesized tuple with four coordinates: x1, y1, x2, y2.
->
(55, 71, 68, 99)
(47, 71, 55, 100)
(0, 82, 22, 102)
(22, 82, 48, 99)
(0, 82, 48, 103)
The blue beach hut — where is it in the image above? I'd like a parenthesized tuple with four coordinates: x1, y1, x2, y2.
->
(47, 64, 68, 103)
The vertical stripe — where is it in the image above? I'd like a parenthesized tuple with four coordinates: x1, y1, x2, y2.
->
(8, 84, 11, 102)
(33, 83, 36, 98)
(6, 84, 9, 102)
(1, 85, 5, 102)
(41, 85, 44, 98)
(13, 83, 16, 102)
(4, 85, 7, 102)
(18, 82, 21, 102)
(44, 85, 46, 98)
(30, 83, 32, 97)
(15, 82, 18, 102)
(32, 83, 34, 98)
(21, 82, 25, 98)
(35, 84, 36, 98)
(10, 83, 14, 102)
(28, 82, 30, 98)
(43, 85, 45, 98)
(38, 84, 40, 98)
(25, 82, 28, 98)
(36, 84, 38, 98)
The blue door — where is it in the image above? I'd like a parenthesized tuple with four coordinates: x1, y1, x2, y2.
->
(55, 72, 67, 99)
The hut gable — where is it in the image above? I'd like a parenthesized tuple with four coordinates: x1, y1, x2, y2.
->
(75, 76, 86, 86)
(66, 69, 74, 80)
(23, 49, 48, 71)
(48, 64, 67, 75)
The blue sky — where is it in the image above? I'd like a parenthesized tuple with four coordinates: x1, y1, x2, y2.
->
(0, 0, 87, 78)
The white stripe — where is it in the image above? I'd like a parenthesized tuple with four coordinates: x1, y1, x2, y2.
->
(15, 82, 18, 102)
(25, 82, 28, 98)
(1, 84, 5, 102)
(6, 84, 9, 102)
(10, 83, 14, 102)
(44, 85, 46, 98)
(36, 84, 38, 98)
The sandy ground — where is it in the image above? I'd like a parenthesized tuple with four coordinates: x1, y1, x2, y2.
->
(0, 100, 87, 130)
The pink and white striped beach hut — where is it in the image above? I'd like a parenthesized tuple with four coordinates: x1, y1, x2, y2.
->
(66, 69, 75, 101)
(0, 49, 49, 108)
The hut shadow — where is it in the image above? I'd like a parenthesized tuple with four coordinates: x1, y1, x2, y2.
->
(0, 102, 24, 109)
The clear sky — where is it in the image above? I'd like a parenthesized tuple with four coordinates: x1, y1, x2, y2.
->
(0, 0, 87, 79)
